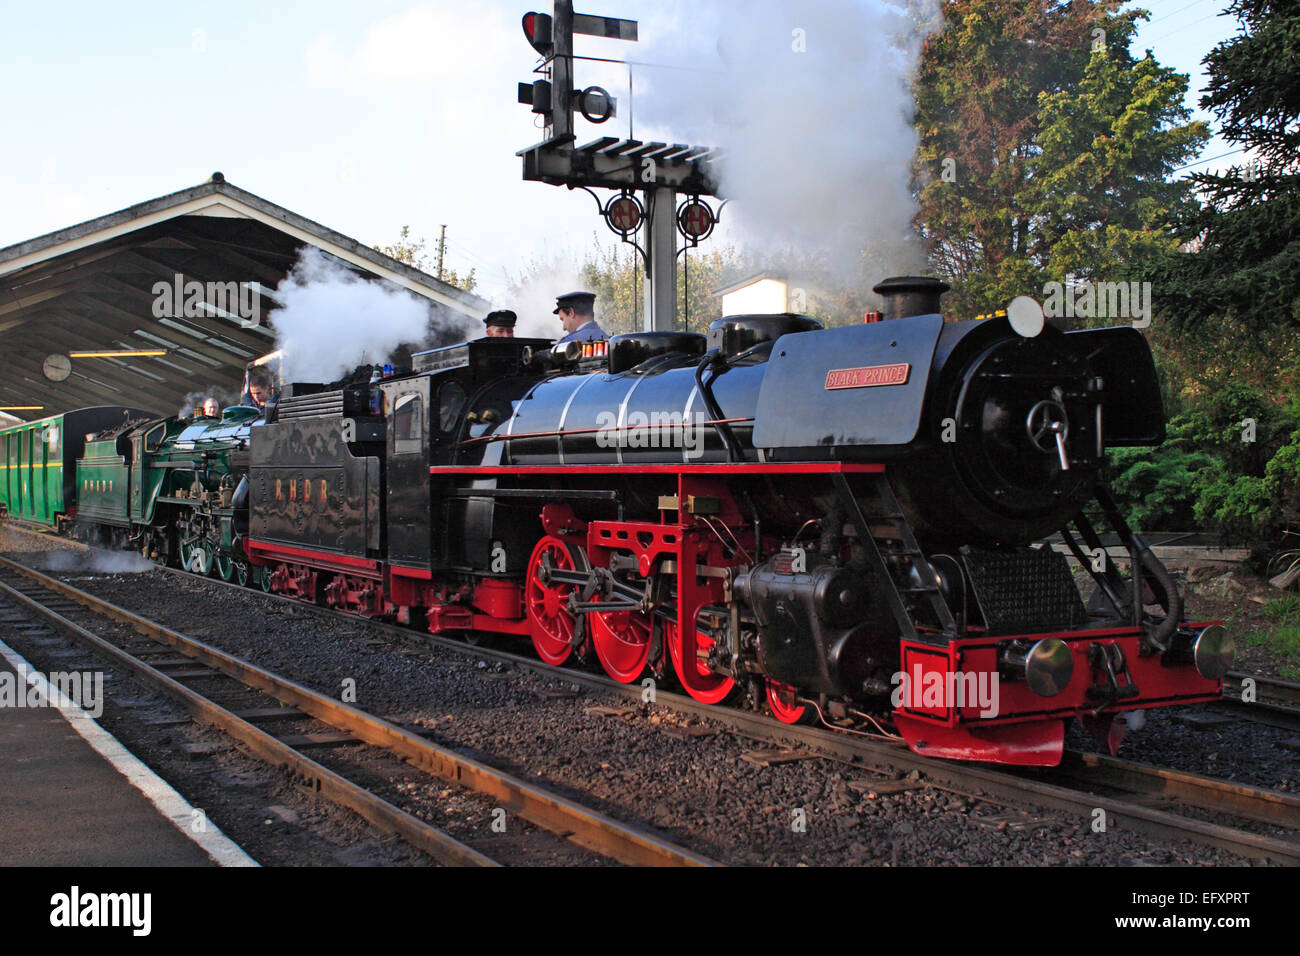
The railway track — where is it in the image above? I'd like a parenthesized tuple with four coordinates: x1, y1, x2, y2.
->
(5, 535, 1299, 864)
(1219, 671, 1300, 733)
(10, 521, 1297, 730)
(162, 562, 1300, 864)
(0, 554, 716, 867)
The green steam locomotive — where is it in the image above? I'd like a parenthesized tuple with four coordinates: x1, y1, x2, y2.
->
(72, 407, 261, 581)
(2, 401, 266, 593)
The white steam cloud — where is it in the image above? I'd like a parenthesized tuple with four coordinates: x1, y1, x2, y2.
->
(41, 548, 155, 574)
(635, 0, 942, 280)
(268, 248, 477, 383)
(506, 254, 592, 340)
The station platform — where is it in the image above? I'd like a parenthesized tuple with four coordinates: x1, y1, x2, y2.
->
(0, 648, 254, 866)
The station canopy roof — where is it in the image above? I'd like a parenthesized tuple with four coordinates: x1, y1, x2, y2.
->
(0, 174, 489, 421)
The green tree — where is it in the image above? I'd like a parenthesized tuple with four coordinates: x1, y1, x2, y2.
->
(914, 0, 1207, 318)
(579, 240, 644, 336)
(376, 225, 478, 293)
(579, 238, 748, 335)
(1025, 34, 1207, 287)
(1146, 1, 1299, 341)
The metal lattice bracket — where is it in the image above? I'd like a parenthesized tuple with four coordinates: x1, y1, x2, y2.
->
(518, 137, 721, 193)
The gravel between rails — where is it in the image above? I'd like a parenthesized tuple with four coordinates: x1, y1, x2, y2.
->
(3, 535, 1277, 867)
(0, 595, 438, 866)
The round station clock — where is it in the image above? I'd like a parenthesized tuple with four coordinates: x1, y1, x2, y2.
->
(43, 353, 72, 382)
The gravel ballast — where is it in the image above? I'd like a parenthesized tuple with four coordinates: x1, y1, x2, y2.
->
(2, 528, 1283, 867)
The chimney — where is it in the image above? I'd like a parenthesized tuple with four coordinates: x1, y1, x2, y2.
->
(871, 275, 950, 321)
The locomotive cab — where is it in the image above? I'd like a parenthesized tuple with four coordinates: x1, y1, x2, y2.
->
(405, 337, 558, 571)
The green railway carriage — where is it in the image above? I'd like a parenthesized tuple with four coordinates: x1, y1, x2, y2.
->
(0, 407, 157, 529)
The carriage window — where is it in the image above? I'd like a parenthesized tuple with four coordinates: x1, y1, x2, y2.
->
(46, 426, 60, 458)
(393, 393, 424, 455)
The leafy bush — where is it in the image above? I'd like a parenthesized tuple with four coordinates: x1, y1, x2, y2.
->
(1106, 446, 1219, 530)
(1107, 381, 1300, 545)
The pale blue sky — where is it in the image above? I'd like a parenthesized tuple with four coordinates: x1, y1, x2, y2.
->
(0, 0, 1246, 303)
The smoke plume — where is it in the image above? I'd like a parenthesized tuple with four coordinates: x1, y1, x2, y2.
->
(268, 248, 477, 383)
(635, 0, 943, 282)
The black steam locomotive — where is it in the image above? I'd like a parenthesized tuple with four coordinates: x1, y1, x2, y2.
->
(220, 276, 1231, 765)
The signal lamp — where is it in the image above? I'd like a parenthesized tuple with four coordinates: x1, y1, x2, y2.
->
(519, 79, 552, 114)
(522, 12, 553, 56)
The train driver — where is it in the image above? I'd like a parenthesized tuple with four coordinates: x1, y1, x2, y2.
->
(483, 310, 517, 338)
(554, 291, 607, 344)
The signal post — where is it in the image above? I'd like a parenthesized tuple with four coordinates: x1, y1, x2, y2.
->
(518, 1, 720, 332)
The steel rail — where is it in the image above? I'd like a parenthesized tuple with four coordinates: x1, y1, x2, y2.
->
(14, 546, 1297, 864)
(154, 559, 1300, 863)
(0, 555, 716, 868)
(1216, 671, 1300, 733)
(0, 574, 496, 867)
(1050, 751, 1300, 830)
(1223, 671, 1300, 710)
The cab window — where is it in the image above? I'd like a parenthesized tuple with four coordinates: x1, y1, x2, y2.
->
(438, 381, 468, 435)
(393, 393, 423, 455)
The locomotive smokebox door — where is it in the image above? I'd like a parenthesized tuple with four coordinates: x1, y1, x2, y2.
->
(385, 378, 434, 568)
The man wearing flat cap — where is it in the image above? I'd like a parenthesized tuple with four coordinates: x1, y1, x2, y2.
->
(483, 310, 516, 338)
(554, 291, 607, 344)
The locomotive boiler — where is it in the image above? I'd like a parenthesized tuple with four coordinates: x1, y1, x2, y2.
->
(225, 275, 1233, 766)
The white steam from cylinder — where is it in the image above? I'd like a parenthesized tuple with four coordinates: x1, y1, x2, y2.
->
(41, 548, 155, 574)
(635, 0, 943, 280)
(267, 248, 477, 383)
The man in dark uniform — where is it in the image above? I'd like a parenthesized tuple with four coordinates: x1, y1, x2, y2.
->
(554, 291, 607, 344)
(241, 367, 275, 413)
(483, 309, 516, 338)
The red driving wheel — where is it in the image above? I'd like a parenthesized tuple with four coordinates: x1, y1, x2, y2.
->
(590, 597, 653, 683)
(665, 611, 734, 704)
(525, 535, 588, 666)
